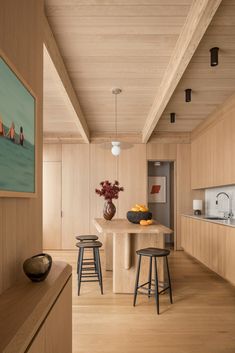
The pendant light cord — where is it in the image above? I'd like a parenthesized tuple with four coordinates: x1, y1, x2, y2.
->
(115, 92, 117, 138)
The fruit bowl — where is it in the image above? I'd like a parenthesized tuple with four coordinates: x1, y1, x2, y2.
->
(127, 211, 152, 224)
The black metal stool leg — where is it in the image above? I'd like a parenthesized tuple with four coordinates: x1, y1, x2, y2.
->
(165, 256, 173, 304)
(148, 256, 152, 298)
(133, 255, 142, 306)
(154, 257, 160, 314)
(77, 248, 84, 296)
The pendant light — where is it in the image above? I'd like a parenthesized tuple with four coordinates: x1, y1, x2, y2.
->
(99, 88, 133, 155)
(111, 88, 122, 156)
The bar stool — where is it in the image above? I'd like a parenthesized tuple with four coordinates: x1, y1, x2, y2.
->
(75, 235, 98, 242)
(133, 247, 173, 314)
(76, 241, 103, 296)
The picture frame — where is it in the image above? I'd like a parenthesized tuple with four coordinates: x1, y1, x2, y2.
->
(0, 51, 37, 198)
(148, 176, 166, 203)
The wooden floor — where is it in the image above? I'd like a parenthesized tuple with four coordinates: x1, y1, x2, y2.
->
(48, 249, 235, 353)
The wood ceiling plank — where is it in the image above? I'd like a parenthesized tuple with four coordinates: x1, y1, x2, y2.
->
(142, 0, 222, 143)
(46, 0, 192, 5)
(43, 15, 90, 143)
(46, 5, 190, 17)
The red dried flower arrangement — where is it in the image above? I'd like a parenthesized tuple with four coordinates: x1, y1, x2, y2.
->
(95, 180, 124, 201)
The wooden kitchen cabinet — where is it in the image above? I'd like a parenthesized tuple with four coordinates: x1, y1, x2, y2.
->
(191, 112, 235, 189)
(181, 216, 235, 285)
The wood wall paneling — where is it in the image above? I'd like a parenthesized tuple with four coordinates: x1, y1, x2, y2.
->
(147, 143, 177, 161)
(89, 144, 117, 243)
(43, 162, 62, 249)
(118, 144, 147, 216)
(61, 144, 90, 249)
(0, 0, 43, 295)
(43, 144, 62, 162)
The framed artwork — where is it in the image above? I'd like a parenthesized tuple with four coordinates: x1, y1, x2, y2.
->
(148, 176, 166, 203)
(0, 53, 36, 197)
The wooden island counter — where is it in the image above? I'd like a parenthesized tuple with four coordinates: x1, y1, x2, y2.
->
(94, 218, 172, 293)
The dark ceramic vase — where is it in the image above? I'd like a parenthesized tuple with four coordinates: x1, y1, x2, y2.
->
(23, 253, 52, 282)
(103, 200, 116, 220)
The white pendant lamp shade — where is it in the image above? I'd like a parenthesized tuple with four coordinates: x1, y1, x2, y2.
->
(111, 141, 121, 156)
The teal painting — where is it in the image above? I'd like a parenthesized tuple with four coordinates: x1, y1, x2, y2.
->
(0, 56, 35, 194)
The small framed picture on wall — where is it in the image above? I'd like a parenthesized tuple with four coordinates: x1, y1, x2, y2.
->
(148, 176, 166, 203)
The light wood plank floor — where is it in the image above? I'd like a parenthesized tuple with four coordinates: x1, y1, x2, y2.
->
(48, 249, 235, 353)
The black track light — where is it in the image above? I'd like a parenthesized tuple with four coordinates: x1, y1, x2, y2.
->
(210, 47, 219, 67)
(170, 112, 176, 123)
(185, 88, 192, 103)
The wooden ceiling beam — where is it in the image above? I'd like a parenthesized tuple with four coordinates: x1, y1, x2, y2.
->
(43, 15, 90, 143)
(142, 0, 222, 143)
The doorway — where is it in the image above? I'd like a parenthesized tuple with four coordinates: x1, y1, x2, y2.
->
(147, 161, 175, 248)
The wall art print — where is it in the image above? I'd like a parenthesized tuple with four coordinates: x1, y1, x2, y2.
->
(148, 176, 166, 203)
(0, 55, 36, 196)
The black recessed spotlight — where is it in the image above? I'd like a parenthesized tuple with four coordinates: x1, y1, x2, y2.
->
(170, 112, 176, 123)
(210, 47, 219, 66)
(185, 88, 192, 103)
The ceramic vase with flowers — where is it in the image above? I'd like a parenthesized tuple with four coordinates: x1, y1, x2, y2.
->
(95, 180, 124, 220)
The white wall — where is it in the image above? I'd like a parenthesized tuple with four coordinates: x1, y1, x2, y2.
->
(205, 185, 235, 218)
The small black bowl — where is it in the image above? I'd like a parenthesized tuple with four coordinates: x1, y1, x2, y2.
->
(23, 253, 52, 282)
(127, 211, 152, 224)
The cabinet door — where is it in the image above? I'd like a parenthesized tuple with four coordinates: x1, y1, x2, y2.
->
(43, 162, 62, 249)
(62, 145, 89, 249)
(45, 278, 72, 353)
(27, 327, 45, 353)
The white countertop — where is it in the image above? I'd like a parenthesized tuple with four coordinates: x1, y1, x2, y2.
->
(182, 214, 235, 228)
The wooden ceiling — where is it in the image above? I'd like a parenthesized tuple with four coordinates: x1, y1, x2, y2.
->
(43, 0, 235, 142)
(156, 0, 235, 133)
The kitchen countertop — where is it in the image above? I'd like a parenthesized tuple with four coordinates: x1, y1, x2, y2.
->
(182, 214, 235, 228)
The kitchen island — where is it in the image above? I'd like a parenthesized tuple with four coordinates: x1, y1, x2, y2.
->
(94, 218, 172, 293)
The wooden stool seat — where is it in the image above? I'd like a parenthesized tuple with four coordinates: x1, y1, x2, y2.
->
(76, 241, 102, 248)
(133, 247, 173, 314)
(76, 235, 98, 242)
(136, 247, 170, 257)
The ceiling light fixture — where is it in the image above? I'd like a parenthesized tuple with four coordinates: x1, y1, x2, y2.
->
(210, 47, 219, 66)
(185, 88, 192, 102)
(170, 112, 176, 123)
(99, 88, 133, 156)
(111, 88, 122, 156)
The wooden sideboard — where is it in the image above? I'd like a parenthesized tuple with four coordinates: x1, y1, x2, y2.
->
(181, 215, 235, 285)
(0, 261, 72, 353)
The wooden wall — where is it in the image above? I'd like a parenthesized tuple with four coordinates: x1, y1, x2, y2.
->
(43, 142, 202, 250)
(43, 144, 147, 249)
(0, 0, 43, 294)
(147, 143, 204, 249)
(191, 93, 235, 189)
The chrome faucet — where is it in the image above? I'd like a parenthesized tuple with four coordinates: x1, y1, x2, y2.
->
(216, 192, 234, 219)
